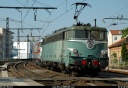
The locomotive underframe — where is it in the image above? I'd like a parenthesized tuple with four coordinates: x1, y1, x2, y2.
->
(40, 57, 101, 77)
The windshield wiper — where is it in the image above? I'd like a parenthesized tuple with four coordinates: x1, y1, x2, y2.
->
(91, 34, 96, 39)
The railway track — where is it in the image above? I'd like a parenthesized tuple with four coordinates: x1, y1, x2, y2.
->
(14, 61, 45, 79)
(7, 61, 128, 86)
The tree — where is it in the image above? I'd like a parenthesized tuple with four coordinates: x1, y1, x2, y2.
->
(110, 53, 118, 67)
(112, 53, 117, 58)
(122, 27, 128, 38)
(121, 27, 128, 61)
(121, 42, 128, 61)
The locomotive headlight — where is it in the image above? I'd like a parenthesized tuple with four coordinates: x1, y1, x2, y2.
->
(73, 49, 78, 54)
(101, 50, 107, 55)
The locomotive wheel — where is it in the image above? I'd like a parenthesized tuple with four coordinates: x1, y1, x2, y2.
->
(50, 66, 54, 71)
(88, 70, 99, 77)
(46, 65, 50, 70)
(61, 69, 67, 74)
(69, 71, 78, 77)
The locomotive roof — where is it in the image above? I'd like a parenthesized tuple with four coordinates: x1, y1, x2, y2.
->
(54, 25, 107, 33)
(69, 26, 107, 31)
(43, 25, 107, 39)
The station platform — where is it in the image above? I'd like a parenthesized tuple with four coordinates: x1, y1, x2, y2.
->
(0, 77, 43, 86)
(0, 64, 8, 77)
(0, 63, 43, 86)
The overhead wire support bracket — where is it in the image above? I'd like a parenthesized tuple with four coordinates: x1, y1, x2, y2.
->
(0, 6, 57, 21)
(16, 8, 24, 33)
(103, 17, 128, 20)
(0, 6, 57, 9)
(45, 9, 51, 15)
(102, 17, 128, 27)
(102, 17, 128, 23)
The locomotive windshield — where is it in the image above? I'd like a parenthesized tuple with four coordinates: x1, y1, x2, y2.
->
(90, 31, 104, 40)
(66, 29, 107, 40)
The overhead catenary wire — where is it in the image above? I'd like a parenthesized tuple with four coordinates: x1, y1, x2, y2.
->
(9, 18, 40, 40)
(31, 0, 60, 22)
(14, 0, 37, 41)
(0, 0, 55, 42)
(39, 0, 67, 37)
(40, 0, 86, 38)
(8, 3, 55, 37)
(25, 0, 29, 7)
(0, 18, 21, 27)
(110, 4, 128, 18)
(103, 3, 128, 28)
(9, 18, 38, 28)
(40, 0, 69, 37)
(9, 18, 43, 31)
(0, 18, 6, 22)
(32, 0, 51, 7)
(51, 6, 75, 23)
(66, 0, 67, 12)
(21, 0, 39, 29)
(49, 0, 86, 23)
(35, 0, 66, 23)
(2, 0, 87, 41)
(15, 0, 26, 7)
(22, 0, 37, 21)
(51, 0, 86, 23)
(22, 0, 41, 41)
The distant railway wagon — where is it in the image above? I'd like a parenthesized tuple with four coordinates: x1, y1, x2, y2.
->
(40, 23, 109, 76)
(33, 41, 42, 65)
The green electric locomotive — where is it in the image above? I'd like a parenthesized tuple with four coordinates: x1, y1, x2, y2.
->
(40, 23, 109, 76)
(39, 2, 109, 76)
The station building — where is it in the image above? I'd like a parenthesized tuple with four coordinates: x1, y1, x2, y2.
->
(0, 27, 14, 61)
(11, 42, 33, 59)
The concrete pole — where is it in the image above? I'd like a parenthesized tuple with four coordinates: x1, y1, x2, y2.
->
(2, 51, 4, 62)
(0, 51, 4, 62)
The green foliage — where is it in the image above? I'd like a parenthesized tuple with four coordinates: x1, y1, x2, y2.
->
(110, 53, 118, 68)
(121, 42, 128, 61)
(121, 27, 128, 61)
(119, 61, 128, 69)
(126, 37, 128, 42)
(111, 53, 118, 64)
(121, 42, 126, 61)
(113, 59, 118, 63)
(125, 54, 128, 61)
(112, 53, 117, 58)
(122, 27, 128, 38)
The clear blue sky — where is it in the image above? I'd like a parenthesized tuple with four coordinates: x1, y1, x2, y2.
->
(0, 0, 128, 42)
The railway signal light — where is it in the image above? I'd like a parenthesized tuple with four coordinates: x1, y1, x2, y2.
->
(82, 60, 87, 65)
(93, 60, 99, 66)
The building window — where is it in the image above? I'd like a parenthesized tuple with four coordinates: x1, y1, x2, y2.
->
(114, 37, 117, 40)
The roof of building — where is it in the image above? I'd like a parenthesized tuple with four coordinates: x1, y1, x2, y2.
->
(108, 38, 126, 48)
(3, 29, 15, 34)
(0, 27, 15, 34)
(110, 30, 122, 35)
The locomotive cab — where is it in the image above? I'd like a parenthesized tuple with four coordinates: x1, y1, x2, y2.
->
(64, 25, 109, 76)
